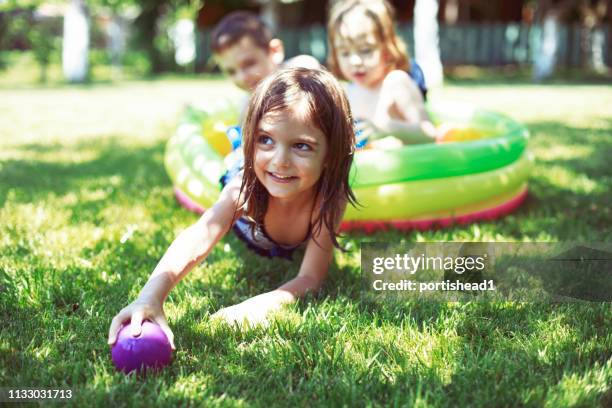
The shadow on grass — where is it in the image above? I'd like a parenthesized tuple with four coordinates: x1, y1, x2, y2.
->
(522, 119, 612, 237)
(0, 138, 170, 219)
(446, 302, 611, 405)
(528, 119, 612, 175)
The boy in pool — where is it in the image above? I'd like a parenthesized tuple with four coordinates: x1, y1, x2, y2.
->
(212, 11, 320, 94)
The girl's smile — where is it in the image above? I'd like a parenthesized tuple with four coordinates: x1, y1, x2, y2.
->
(267, 171, 297, 183)
(254, 104, 328, 202)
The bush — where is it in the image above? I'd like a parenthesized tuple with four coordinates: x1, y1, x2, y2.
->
(0, 8, 61, 81)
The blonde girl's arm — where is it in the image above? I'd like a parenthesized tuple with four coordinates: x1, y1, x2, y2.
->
(372, 69, 439, 144)
(108, 177, 243, 345)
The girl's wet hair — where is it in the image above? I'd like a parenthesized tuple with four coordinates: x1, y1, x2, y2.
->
(327, 0, 409, 79)
(239, 67, 357, 249)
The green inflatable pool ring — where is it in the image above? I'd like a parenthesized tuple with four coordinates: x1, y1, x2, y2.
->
(164, 101, 531, 231)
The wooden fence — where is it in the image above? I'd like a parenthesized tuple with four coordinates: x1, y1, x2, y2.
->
(196, 23, 610, 69)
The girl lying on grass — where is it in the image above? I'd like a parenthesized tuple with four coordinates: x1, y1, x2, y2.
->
(108, 67, 356, 349)
(327, 0, 443, 147)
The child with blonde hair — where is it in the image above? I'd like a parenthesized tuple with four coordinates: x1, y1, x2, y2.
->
(327, 0, 441, 146)
(108, 68, 356, 347)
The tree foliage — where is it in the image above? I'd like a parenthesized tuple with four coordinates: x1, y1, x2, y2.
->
(0, 3, 61, 79)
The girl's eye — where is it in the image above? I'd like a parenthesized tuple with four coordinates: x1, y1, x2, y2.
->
(258, 135, 273, 145)
(360, 48, 373, 55)
(294, 142, 312, 151)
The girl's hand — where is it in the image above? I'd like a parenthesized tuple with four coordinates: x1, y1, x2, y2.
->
(211, 292, 283, 327)
(433, 123, 454, 143)
(107, 298, 176, 350)
(355, 119, 379, 143)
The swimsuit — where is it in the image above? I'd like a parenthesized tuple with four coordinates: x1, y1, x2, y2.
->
(232, 217, 303, 260)
(409, 59, 428, 101)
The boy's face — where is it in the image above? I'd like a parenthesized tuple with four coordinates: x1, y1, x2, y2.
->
(216, 36, 280, 92)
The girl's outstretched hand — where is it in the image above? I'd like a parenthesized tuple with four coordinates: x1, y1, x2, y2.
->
(107, 298, 176, 350)
(211, 292, 284, 327)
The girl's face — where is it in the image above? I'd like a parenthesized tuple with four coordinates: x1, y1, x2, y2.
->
(334, 10, 388, 89)
(254, 103, 328, 202)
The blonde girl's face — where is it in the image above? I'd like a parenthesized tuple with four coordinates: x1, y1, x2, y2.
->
(254, 102, 328, 202)
(334, 10, 389, 89)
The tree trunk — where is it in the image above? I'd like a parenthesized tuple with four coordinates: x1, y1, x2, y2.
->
(414, 0, 444, 88)
(169, 19, 196, 69)
(590, 25, 607, 72)
(107, 14, 126, 78)
(580, 0, 610, 72)
(532, 0, 577, 81)
(533, 11, 560, 81)
(133, 1, 165, 74)
(62, 0, 89, 83)
(260, 0, 280, 33)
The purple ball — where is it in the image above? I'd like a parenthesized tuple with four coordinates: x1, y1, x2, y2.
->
(111, 321, 172, 374)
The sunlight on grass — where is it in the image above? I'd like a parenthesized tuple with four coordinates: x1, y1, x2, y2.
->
(533, 145, 593, 161)
(544, 362, 612, 407)
(165, 376, 214, 400)
(0, 146, 102, 163)
(99, 203, 158, 228)
(533, 320, 577, 365)
(535, 165, 599, 194)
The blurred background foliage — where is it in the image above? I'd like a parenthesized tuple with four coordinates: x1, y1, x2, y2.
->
(0, 0, 610, 84)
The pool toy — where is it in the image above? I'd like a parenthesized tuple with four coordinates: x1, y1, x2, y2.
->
(164, 101, 531, 232)
(111, 321, 172, 374)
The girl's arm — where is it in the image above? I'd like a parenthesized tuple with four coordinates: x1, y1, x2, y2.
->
(108, 177, 243, 346)
(371, 70, 439, 144)
(142, 178, 243, 298)
(275, 224, 335, 300)
(213, 204, 344, 325)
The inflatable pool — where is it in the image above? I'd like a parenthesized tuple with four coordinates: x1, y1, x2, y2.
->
(164, 101, 531, 232)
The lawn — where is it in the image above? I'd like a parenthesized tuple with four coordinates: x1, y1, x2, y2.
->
(0, 75, 611, 407)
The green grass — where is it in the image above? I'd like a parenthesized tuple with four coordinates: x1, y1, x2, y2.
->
(0, 76, 611, 407)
